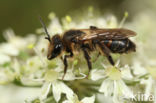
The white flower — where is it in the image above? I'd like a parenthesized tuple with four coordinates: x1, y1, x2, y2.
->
(63, 94, 95, 103)
(0, 53, 10, 64)
(140, 76, 153, 101)
(0, 68, 15, 84)
(90, 69, 106, 81)
(0, 43, 19, 64)
(18, 56, 47, 86)
(0, 29, 36, 65)
(26, 56, 44, 73)
(0, 43, 19, 56)
(91, 62, 133, 103)
(139, 60, 156, 101)
(3, 29, 36, 50)
(61, 11, 118, 31)
(46, 12, 63, 35)
(39, 62, 86, 102)
(40, 69, 74, 102)
(132, 60, 148, 76)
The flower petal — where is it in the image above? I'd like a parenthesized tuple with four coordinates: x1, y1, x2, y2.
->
(132, 60, 147, 76)
(40, 82, 51, 100)
(121, 65, 133, 80)
(0, 54, 10, 64)
(81, 95, 95, 103)
(0, 43, 19, 56)
(59, 81, 74, 100)
(113, 80, 133, 102)
(61, 69, 86, 81)
(52, 81, 62, 102)
(99, 78, 114, 97)
(140, 76, 153, 100)
(62, 94, 79, 103)
(62, 100, 69, 103)
(52, 81, 74, 102)
(91, 69, 106, 81)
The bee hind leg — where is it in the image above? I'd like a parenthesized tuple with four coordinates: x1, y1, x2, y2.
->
(62, 52, 73, 80)
(93, 52, 100, 62)
(98, 43, 115, 66)
(82, 48, 92, 78)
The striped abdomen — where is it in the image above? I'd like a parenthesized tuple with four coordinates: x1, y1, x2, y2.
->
(102, 39, 136, 53)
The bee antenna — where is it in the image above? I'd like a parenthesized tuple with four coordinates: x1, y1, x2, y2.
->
(39, 16, 51, 42)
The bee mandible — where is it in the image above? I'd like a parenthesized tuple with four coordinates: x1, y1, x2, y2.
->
(39, 17, 136, 79)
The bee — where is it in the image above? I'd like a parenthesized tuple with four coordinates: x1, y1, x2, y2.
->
(39, 17, 136, 79)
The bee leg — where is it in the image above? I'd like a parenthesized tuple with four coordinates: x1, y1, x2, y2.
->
(82, 48, 92, 78)
(98, 43, 115, 66)
(62, 52, 73, 80)
(60, 56, 63, 61)
(93, 52, 100, 62)
(90, 26, 98, 30)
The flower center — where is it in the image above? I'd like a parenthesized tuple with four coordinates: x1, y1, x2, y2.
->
(105, 67, 121, 80)
(44, 69, 59, 82)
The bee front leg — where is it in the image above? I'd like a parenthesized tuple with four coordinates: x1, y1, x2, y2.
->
(82, 48, 92, 78)
(98, 43, 115, 66)
(62, 52, 73, 80)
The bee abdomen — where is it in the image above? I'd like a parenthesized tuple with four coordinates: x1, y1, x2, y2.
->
(102, 39, 129, 53)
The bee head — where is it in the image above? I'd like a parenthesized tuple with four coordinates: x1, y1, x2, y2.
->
(47, 34, 63, 60)
(39, 16, 63, 60)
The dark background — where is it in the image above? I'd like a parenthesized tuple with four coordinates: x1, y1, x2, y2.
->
(0, 0, 153, 42)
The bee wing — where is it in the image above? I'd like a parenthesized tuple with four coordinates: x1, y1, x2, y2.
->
(80, 28, 136, 41)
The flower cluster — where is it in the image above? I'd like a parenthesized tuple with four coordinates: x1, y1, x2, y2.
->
(0, 7, 156, 103)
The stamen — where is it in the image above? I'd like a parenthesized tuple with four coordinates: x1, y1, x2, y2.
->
(119, 12, 129, 28)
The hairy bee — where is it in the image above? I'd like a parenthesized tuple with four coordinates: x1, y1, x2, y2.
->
(39, 17, 136, 79)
